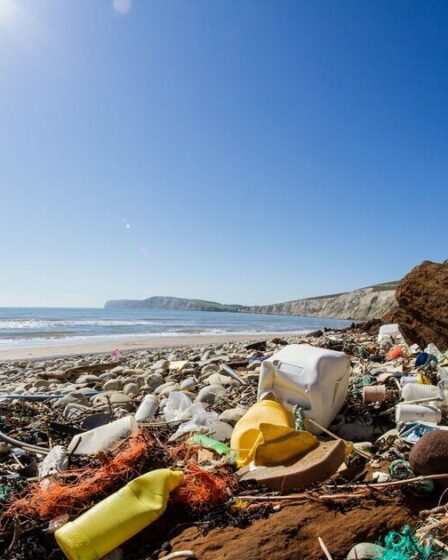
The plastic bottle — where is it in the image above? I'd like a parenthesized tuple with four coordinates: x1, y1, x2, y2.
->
(67, 416, 138, 455)
(400, 376, 419, 387)
(135, 395, 158, 422)
(395, 403, 441, 424)
(55, 469, 183, 560)
(402, 383, 442, 403)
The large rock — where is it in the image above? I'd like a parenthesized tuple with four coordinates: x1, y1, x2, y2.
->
(385, 261, 448, 350)
(409, 430, 448, 475)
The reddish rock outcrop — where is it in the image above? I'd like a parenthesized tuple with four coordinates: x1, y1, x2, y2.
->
(384, 260, 448, 351)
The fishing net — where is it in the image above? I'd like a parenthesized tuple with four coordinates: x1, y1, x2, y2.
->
(4, 434, 151, 520)
(171, 462, 236, 512)
(379, 525, 439, 560)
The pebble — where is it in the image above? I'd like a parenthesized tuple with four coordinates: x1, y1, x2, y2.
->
(103, 379, 124, 392)
(151, 359, 169, 371)
(346, 543, 385, 559)
(123, 382, 140, 397)
(196, 384, 227, 405)
(208, 421, 233, 442)
(179, 377, 197, 391)
(109, 393, 134, 411)
(219, 407, 246, 426)
(206, 373, 237, 386)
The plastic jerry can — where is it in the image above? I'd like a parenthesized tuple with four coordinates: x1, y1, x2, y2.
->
(55, 469, 184, 560)
(378, 324, 402, 342)
(402, 383, 442, 403)
(395, 403, 441, 424)
(258, 344, 350, 433)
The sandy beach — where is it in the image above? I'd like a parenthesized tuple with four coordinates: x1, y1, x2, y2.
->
(0, 332, 298, 361)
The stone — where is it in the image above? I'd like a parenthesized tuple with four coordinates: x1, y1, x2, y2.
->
(110, 392, 134, 411)
(179, 377, 197, 391)
(55, 391, 89, 407)
(208, 421, 233, 442)
(169, 360, 188, 372)
(409, 430, 448, 475)
(151, 359, 169, 371)
(76, 374, 100, 385)
(154, 381, 177, 396)
(384, 260, 448, 350)
(158, 383, 180, 398)
(219, 407, 246, 426)
(206, 373, 236, 386)
(346, 543, 385, 560)
(201, 364, 219, 376)
(103, 379, 124, 391)
(33, 379, 52, 389)
(123, 382, 140, 396)
(143, 373, 164, 391)
(245, 340, 267, 351)
(196, 384, 227, 405)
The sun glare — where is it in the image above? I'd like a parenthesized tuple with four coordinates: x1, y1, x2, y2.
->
(0, 0, 19, 27)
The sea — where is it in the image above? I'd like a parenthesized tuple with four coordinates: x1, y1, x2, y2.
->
(0, 308, 352, 348)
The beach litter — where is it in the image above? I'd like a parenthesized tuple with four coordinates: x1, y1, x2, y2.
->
(1, 328, 448, 559)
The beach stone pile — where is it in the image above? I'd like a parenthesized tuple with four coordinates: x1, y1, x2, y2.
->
(0, 337, 301, 446)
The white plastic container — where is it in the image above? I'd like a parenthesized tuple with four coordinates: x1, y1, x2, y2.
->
(400, 376, 419, 387)
(135, 395, 158, 422)
(395, 403, 441, 424)
(378, 324, 402, 343)
(258, 344, 350, 433)
(67, 415, 138, 455)
(402, 383, 442, 403)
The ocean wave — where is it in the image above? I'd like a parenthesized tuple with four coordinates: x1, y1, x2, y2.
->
(0, 328, 313, 348)
(0, 319, 163, 330)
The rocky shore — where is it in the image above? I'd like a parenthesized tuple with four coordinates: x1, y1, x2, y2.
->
(1, 327, 447, 560)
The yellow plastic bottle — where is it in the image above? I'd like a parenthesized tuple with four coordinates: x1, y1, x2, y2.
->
(231, 400, 294, 464)
(55, 469, 184, 560)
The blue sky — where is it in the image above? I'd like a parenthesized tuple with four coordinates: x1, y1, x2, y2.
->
(0, 0, 446, 307)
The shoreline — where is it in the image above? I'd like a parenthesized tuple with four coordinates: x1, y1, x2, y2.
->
(0, 331, 305, 361)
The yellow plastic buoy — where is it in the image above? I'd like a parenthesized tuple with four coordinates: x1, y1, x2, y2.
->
(55, 469, 184, 560)
(230, 400, 317, 467)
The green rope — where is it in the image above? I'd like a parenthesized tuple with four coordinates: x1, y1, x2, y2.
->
(293, 405, 305, 431)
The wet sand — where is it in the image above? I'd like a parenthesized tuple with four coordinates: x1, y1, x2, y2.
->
(0, 332, 299, 361)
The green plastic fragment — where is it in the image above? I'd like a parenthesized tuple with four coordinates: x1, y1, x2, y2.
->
(190, 434, 229, 455)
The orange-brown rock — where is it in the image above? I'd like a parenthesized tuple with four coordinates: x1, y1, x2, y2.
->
(384, 260, 448, 351)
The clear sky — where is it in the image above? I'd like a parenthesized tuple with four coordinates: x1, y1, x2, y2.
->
(0, 0, 447, 308)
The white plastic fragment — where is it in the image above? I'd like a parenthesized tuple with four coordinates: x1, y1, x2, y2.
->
(38, 445, 68, 478)
(67, 416, 138, 455)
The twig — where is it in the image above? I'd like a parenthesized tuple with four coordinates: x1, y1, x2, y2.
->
(306, 418, 371, 460)
(159, 551, 196, 560)
(330, 473, 448, 490)
(318, 537, 333, 560)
